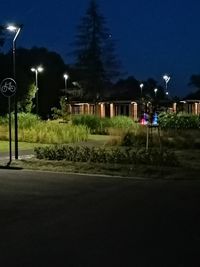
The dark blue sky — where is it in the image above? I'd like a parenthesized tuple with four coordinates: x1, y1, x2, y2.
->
(1, 0, 200, 96)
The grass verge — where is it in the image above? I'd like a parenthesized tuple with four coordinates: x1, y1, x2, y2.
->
(8, 153, 200, 180)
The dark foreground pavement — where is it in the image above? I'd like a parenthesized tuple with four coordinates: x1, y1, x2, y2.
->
(0, 169, 199, 267)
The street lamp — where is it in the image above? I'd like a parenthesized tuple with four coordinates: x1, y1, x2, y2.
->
(154, 88, 158, 97)
(6, 24, 22, 160)
(31, 66, 44, 116)
(63, 73, 69, 90)
(163, 74, 171, 96)
(140, 83, 144, 97)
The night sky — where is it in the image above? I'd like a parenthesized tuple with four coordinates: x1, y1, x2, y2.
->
(1, 0, 200, 97)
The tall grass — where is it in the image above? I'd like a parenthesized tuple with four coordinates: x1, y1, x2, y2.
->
(18, 121, 89, 144)
(72, 115, 136, 134)
(0, 113, 89, 144)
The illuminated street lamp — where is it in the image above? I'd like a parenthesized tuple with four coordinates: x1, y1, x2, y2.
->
(6, 24, 22, 160)
(63, 73, 69, 90)
(31, 66, 44, 116)
(140, 83, 144, 97)
(154, 88, 158, 97)
(163, 74, 171, 95)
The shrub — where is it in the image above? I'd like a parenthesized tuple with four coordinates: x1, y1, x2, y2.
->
(109, 116, 135, 129)
(158, 112, 200, 129)
(121, 127, 147, 147)
(72, 115, 101, 133)
(34, 145, 179, 166)
(18, 113, 41, 129)
(71, 115, 136, 134)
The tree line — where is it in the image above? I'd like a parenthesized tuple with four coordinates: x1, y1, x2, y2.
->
(0, 0, 199, 118)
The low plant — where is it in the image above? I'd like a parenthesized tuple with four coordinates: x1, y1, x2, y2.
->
(34, 145, 179, 166)
(158, 112, 200, 129)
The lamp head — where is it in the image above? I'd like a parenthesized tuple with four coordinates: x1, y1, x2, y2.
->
(6, 24, 22, 32)
(163, 75, 171, 83)
(37, 66, 44, 72)
(64, 74, 69, 80)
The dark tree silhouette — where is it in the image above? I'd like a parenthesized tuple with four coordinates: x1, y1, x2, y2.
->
(0, 47, 68, 117)
(0, 26, 5, 49)
(111, 76, 140, 99)
(186, 74, 200, 99)
(72, 0, 120, 100)
(189, 74, 200, 89)
(16, 47, 68, 118)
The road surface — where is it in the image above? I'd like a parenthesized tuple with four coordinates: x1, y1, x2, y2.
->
(0, 169, 199, 266)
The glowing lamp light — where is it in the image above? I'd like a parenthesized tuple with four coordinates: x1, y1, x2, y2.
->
(63, 73, 69, 80)
(163, 75, 170, 83)
(6, 25, 18, 31)
(140, 113, 149, 125)
(152, 112, 158, 126)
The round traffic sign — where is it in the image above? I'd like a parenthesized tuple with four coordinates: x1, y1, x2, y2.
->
(0, 78, 17, 97)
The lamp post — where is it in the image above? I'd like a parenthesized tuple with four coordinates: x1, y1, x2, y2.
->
(6, 24, 22, 160)
(154, 88, 158, 97)
(63, 73, 69, 90)
(31, 66, 44, 116)
(163, 74, 171, 96)
(140, 83, 144, 97)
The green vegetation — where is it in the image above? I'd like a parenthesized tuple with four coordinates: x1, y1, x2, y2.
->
(72, 114, 136, 134)
(0, 113, 89, 144)
(0, 112, 200, 179)
(158, 112, 200, 129)
(34, 145, 179, 167)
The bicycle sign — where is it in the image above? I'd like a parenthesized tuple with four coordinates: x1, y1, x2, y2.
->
(0, 78, 17, 97)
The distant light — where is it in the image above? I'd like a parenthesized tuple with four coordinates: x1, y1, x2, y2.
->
(140, 113, 148, 125)
(154, 88, 158, 93)
(163, 75, 170, 83)
(152, 113, 158, 126)
(64, 74, 69, 80)
(6, 25, 18, 32)
(37, 66, 44, 72)
(31, 66, 44, 73)
(166, 91, 169, 95)
(140, 83, 144, 88)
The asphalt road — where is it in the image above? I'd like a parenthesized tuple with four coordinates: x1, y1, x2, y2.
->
(0, 169, 199, 267)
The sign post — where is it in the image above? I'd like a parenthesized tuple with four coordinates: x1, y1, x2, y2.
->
(0, 78, 17, 164)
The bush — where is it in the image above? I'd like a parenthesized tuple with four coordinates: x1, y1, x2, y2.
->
(71, 115, 136, 134)
(109, 116, 135, 128)
(0, 113, 40, 128)
(34, 145, 179, 166)
(158, 112, 200, 129)
(121, 127, 147, 147)
(72, 115, 101, 133)
(18, 113, 41, 129)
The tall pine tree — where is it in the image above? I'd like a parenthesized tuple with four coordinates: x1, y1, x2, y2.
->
(72, 0, 120, 100)
(0, 26, 5, 50)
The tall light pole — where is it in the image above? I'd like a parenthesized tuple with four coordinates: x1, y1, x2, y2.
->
(140, 83, 144, 97)
(6, 24, 22, 160)
(63, 73, 69, 90)
(31, 66, 44, 116)
(154, 88, 158, 97)
(163, 74, 171, 96)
